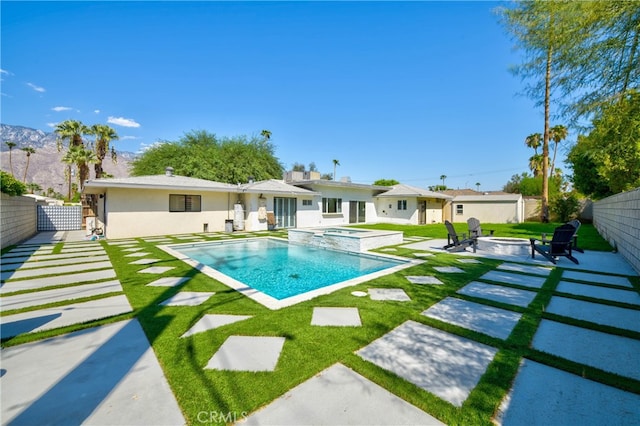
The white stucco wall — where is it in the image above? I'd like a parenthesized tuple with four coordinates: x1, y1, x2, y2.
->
(375, 197, 417, 224)
(451, 198, 524, 223)
(103, 187, 233, 239)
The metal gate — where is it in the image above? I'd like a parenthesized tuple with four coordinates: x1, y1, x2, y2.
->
(37, 205, 82, 231)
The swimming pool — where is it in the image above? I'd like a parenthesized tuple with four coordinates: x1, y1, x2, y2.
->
(161, 238, 419, 309)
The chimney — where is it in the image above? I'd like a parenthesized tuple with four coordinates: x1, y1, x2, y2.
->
(165, 167, 174, 177)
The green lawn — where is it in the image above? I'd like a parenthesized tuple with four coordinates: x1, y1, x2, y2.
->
(2, 224, 636, 425)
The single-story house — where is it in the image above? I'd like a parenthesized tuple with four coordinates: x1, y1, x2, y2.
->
(373, 184, 452, 225)
(83, 168, 524, 238)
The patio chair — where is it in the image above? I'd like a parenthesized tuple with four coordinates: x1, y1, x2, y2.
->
(530, 223, 579, 264)
(467, 217, 494, 239)
(443, 220, 477, 253)
(567, 219, 584, 253)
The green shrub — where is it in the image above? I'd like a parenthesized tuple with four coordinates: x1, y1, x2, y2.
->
(551, 192, 581, 222)
(0, 171, 27, 196)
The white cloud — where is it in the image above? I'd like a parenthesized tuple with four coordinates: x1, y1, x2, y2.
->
(120, 135, 140, 140)
(46, 122, 58, 128)
(107, 116, 141, 128)
(94, 109, 100, 114)
(27, 82, 45, 93)
(52, 106, 73, 112)
(138, 141, 164, 153)
(0, 69, 9, 75)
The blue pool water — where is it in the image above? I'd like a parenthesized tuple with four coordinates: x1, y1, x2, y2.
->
(171, 238, 405, 300)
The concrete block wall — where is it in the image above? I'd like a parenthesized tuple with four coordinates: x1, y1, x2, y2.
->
(593, 187, 640, 274)
(1, 193, 37, 249)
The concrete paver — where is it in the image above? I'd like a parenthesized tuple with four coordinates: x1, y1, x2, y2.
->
(497, 262, 552, 276)
(406, 275, 444, 285)
(311, 307, 362, 326)
(0, 294, 132, 338)
(181, 314, 253, 337)
(0, 254, 110, 272)
(556, 280, 640, 305)
(497, 359, 640, 425)
(0, 279, 123, 311)
(357, 320, 498, 407)
(1, 260, 112, 281)
(546, 296, 640, 333)
(160, 291, 215, 306)
(0, 269, 117, 294)
(243, 363, 445, 426)
(206, 336, 285, 371)
(562, 270, 632, 287)
(480, 270, 546, 289)
(422, 297, 521, 340)
(457, 281, 538, 307)
(368, 288, 411, 301)
(532, 319, 640, 381)
(0, 319, 185, 425)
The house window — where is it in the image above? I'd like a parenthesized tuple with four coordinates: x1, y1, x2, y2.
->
(302, 199, 313, 206)
(322, 197, 342, 214)
(170, 194, 201, 212)
(456, 204, 463, 215)
(397, 200, 407, 210)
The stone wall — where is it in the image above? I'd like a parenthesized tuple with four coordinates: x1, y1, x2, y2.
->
(593, 187, 640, 274)
(1, 193, 37, 249)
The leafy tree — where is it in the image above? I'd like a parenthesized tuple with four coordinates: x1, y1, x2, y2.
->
(503, 173, 527, 193)
(5, 141, 16, 176)
(292, 162, 306, 172)
(428, 184, 447, 192)
(21, 147, 36, 182)
(499, 1, 580, 221)
(373, 179, 400, 186)
(131, 130, 284, 183)
(567, 90, 640, 198)
(332, 159, 340, 181)
(88, 124, 119, 178)
(1, 171, 26, 196)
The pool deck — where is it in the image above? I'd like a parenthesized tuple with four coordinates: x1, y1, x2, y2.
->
(1, 231, 639, 425)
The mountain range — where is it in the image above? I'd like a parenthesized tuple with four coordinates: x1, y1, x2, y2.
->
(0, 124, 135, 195)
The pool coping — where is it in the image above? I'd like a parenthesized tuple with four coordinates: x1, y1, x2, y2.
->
(158, 237, 422, 310)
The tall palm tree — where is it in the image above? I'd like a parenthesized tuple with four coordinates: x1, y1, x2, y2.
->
(332, 159, 340, 181)
(260, 129, 272, 140)
(88, 124, 119, 178)
(525, 133, 542, 155)
(5, 141, 16, 176)
(21, 147, 36, 182)
(475, 182, 481, 191)
(55, 119, 88, 150)
(55, 120, 89, 197)
(548, 124, 568, 178)
(62, 145, 96, 191)
(440, 174, 447, 187)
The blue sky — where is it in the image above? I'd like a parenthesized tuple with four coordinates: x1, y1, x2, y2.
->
(1, 1, 553, 190)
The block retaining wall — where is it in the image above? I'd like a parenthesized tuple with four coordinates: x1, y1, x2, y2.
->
(1, 193, 37, 249)
(593, 187, 640, 274)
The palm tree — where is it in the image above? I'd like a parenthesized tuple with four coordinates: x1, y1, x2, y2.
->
(26, 182, 42, 194)
(55, 120, 89, 197)
(549, 124, 568, 178)
(5, 141, 16, 176)
(525, 133, 542, 154)
(332, 159, 340, 181)
(21, 147, 36, 182)
(475, 182, 481, 191)
(62, 145, 96, 192)
(88, 124, 119, 178)
(529, 154, 544, 177)
(260, 129, 272, 140)
(440, 174, 447, 187)
(55, 119, 88, 150)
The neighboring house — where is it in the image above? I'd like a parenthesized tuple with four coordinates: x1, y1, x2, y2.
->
(373, 184, 452, 225)
(447, 193, 525, 223)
